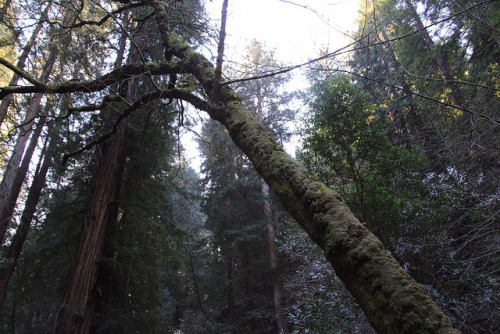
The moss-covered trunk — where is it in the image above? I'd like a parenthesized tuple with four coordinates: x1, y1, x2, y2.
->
(218, 102, 458, 333)
(156, 32, 461, 332)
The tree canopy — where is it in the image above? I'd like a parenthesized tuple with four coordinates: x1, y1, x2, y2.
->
(0, 0, 498, 333)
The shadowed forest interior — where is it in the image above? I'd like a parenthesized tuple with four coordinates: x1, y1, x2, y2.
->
(0, 0, 498, 333)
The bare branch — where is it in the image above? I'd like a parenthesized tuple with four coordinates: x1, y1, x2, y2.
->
(0, 62, 183, 99)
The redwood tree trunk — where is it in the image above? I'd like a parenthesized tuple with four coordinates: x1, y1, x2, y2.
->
(55, 14, 137, 332)
(55, 123, 127, 333)
(0, 136, 52, 307)
(0, 7, 72, 242)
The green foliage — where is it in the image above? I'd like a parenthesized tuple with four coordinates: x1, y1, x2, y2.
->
(299, 75, 425, 246)
(198, 120, 276, 332)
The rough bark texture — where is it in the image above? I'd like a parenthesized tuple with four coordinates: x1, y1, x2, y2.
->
(55, 124, 127, 334)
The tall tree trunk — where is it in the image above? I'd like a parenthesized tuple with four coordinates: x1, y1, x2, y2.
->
(0, 7, 72, 243)
(0, 102, 50, 244)
(188, 252, 204, 313)
(256, 84, 289, 334)
(212, 0, 228, 100)
(56, 16, 136, 330)
(0, 4, 48, 126)
(55, 122, 127, 334)
(264, 216, 288, 334)
(0, 133, 52, 307)
(0, 93, 48, 243)
(242, 243, 256, 334)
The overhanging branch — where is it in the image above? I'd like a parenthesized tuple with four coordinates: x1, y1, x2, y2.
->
(62, 88, 215, 165)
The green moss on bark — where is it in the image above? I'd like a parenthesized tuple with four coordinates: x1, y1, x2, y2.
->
(217, 103, 460, 334)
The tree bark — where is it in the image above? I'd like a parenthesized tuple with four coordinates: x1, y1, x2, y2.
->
(55, 122, 127, 334)
(0, 134, 52, 307)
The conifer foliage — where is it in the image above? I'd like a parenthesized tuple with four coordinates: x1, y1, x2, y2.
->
(0, 0, 497, 333)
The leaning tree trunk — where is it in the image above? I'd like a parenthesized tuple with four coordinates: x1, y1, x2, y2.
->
(153, 5, 461, 328)
(218, 88, 461, 334)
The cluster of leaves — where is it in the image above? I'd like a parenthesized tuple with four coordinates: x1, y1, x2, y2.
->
(297, 0, 500, 331)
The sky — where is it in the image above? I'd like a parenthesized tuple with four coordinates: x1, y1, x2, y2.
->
(205, 0, 360, 64)
(182, 0, 361, 172)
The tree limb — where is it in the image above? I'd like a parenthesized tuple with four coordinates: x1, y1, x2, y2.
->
(0, 57, 46, 87)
